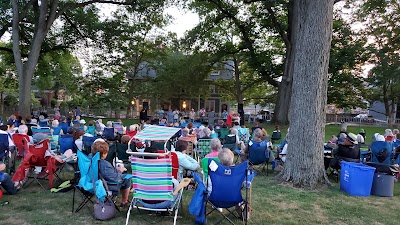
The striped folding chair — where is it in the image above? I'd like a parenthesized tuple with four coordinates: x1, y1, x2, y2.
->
(31, 127, 56, 149)
(196, 139, 212, 161)
(112, 122, 124, 135)
(126, 152, 189, 225)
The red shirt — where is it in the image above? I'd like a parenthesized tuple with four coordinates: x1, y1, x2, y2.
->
(226, 114, 232, 125)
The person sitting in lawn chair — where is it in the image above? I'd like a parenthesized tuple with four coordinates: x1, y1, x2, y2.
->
(239, 128, 270, 162)
(206, 148, 235, 194)
(0, 161, 20, 194)
(329, 133, 360, 172)
(91, 139, 132, 208)
(175, 140, 199, 181)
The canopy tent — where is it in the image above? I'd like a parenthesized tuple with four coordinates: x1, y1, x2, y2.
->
(127, 125, 181, 152)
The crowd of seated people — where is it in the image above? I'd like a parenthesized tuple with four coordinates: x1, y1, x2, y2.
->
(0, 109, 259, 220)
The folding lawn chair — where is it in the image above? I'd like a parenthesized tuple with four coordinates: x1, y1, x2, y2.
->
(59, 135, 74, 154)
(103, 127, 115, 141)
(196, 139, 213, 161)
(112, 122, 124, 135)
(82, 136, 100, 155)
(201, 157, 219, 183)
(13, 139, 59, 190)
(370, 141, 393, 164)
(32, 126, 56, 149)
(0, 133, 15, 174)
(271, 131, 281, 144)
(248, 141, 270, 175)
(12, 133, 30, 158)
(237, 128, 250, 143)
(59, 121, 69, 134)
(125, 152, 190, 225)
(116, 142, 135, 164)
(72, 150, 97, 213)
(206, 159, 251, 225)
(219, 128, 230, 140)
(157, 150, 180, 180)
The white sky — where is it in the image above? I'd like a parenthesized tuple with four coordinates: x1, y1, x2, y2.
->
(164, 6, 199, 38)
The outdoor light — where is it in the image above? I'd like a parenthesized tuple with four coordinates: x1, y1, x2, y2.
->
(182, 101, 187, 109)
(131, 99, 135, 105)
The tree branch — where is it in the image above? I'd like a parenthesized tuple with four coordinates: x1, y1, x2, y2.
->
(265, 5, 290, 47)
(209, 0, 279, 87)
(242, 77, 267, 93)
(12, 0, 23, 77)
(0, 46, 28, 57)
(46, 0, 59, 31)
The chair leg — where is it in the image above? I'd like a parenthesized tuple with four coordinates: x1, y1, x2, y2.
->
(125, 199, 134, 225)
(173, 204, 179, 225)
(72, 187, 76, 213)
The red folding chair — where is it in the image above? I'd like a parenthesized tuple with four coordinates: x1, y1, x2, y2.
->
(12, 133, 30, 158)
(157, 150, 179, 180)
(12, 139, 59, 190)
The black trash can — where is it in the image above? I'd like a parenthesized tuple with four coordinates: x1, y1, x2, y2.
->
(371, 173, 395, 197)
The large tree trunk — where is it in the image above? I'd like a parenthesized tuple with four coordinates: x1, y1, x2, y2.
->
(233, 56, 245, 125)
(279, 0, 334, 189)
(12, 0, 58, 118)
(273, 54, 293, 125)
(272, 0, 295, 125)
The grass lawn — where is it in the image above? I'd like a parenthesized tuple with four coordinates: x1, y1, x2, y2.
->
(1, 171, 400, 225)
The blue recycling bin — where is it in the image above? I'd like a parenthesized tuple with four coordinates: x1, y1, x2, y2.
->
(340, 161, 376, 197)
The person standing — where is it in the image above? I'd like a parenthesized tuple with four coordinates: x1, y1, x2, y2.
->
(74, 107, 81, 118)
(167, 109, 174, 124)
(173, 109, 179, 123)
(189, 109, 196, 122)
(207, 110, 215, 125)
(222, 110, 228, 122)
(199, 108, 206, 123)
(226, 111, 233, 127)
(140, 108, 147, 123)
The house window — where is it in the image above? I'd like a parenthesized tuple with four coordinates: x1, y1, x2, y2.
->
(210, 70, 220, 76)
(209, 85, 216, 94)
(205, 100, 215, 112)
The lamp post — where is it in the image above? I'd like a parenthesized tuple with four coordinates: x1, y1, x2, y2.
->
(182, 101, 187, 111)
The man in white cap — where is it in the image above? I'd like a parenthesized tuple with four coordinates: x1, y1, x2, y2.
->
(329, 132, 360, 170)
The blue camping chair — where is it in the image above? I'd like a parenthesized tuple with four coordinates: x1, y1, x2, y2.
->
(370, 141, 393, 164)
(59, 122, 69, 134)
(0, 133, 9, 161)
(82, 136, 100, 154)
(248, 141, 270, 175)
(59, 135, 74, 154)
(39, 120, 49, 127)
(72, 151, 99, 213)
(207, 159, 251, 225)
(103, 127, 115, 140)
(249, 143, 271, 176)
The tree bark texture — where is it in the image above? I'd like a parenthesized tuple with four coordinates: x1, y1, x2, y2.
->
(272, 0, 296, 125)
(280, 0, 334, 189)
(12, 0, 59, 118)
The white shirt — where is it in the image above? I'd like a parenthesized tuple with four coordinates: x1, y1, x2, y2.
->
(281, 144, 288, 162)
